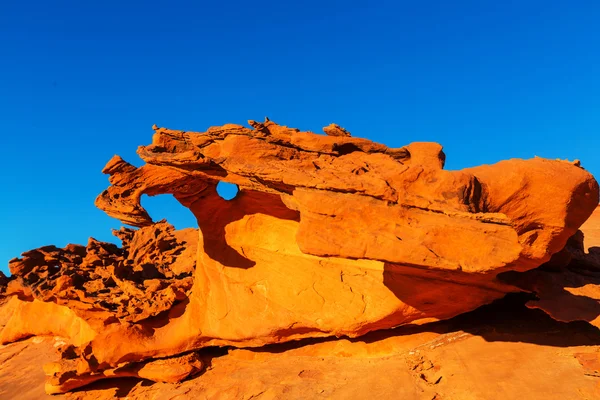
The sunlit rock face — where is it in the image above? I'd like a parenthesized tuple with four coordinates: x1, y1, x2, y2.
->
(0, 119, 599, 395)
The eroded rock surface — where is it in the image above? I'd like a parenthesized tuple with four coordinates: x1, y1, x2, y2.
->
(1, 119, 599, 397)
(1, 221, 197, 346)
(3, 294, 600, 400)
(501, 205, 600, 328)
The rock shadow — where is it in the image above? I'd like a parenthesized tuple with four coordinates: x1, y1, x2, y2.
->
(70, 377, 153, 398)
(251, 292, 600, 353)
(497, 263, 600, 328)
(186, 187, 300, 269)
(381, 258, 600, 347)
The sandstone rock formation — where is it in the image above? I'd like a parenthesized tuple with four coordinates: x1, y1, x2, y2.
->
(500, 205, 600, 328)
(1, 119, 599, 397)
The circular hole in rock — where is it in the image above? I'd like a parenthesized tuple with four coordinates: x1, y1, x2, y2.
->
(216, 181, 239, 201)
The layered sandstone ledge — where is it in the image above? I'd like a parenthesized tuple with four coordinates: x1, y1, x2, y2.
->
(1, 120, 600, 397)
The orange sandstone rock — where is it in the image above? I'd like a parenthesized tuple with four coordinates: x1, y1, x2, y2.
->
(43, 351, 204, 395)
(500, 205, 600, 328)
(0, 119, 598, 395)
(1, 220, 197, 345)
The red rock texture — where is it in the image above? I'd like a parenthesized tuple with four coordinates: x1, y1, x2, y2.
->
(500, 205, 600, 328)
(3, 220, 196, 334)
(1, 119, 599, 397)
(3, 294, 600, 400)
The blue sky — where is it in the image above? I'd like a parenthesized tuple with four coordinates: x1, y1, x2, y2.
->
(1, 1, 599, 274)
